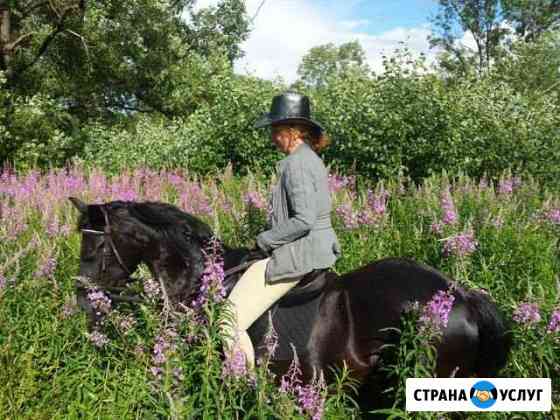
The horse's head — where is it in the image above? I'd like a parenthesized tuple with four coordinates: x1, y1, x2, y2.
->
(69, 197, 215, 325)
(69, 197, 154, 324)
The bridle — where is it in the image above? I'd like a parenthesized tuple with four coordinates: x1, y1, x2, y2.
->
(80, 205, 132, 281)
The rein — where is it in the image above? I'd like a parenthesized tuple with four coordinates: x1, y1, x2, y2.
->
(80, 205, 132, 278)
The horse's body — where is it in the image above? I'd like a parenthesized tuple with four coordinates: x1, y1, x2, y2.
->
(70, 199, 512, 418)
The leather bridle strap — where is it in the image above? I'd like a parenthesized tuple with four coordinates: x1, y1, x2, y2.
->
(92, 205, 132, 277)
(223, 260, 255, 278)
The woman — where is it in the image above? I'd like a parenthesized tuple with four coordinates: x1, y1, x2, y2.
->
(223, 91, 341, 368)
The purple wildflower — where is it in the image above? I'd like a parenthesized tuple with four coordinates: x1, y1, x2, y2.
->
(143, 278, 161, 300)
(222, 344, 248, 379)
(88, 330, 109, 348)
(191, 237, 225, 308)
(151, 328, 178, 378)
(419, 289, 456, 333)
(87, 288, 112, 316)
(0, 272, 6, 292)
(243, 191, 267, 210)
(35, 254, 57, 279)
(440, 187, 457, 225)
(328, 174, 354, 193)
(46, 215, 60, 238)
(443, 231, 478, 257)
(335, 203, 358, 229)
(512, 302, 541, 326)
(367, 188, 389, 216)
(297, 373, 327, 420)
(61, 299, 79, 319)
(280, 346, 303, 394)
(280, 345, 326, 419)
(431, 221, 443, 235)
(498, 176, 520, 195)
(544, 208, 560, 225)
(116, 314, 136, 334)
(547, 308, 560, 334)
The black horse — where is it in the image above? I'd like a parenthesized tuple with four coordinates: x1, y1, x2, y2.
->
(70, 198, 512, 417)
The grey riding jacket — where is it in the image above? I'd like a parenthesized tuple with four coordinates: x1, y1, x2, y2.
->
(256, 142, 341, 283)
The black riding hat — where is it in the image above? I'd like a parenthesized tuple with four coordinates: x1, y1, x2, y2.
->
(254, 91, 323, 133)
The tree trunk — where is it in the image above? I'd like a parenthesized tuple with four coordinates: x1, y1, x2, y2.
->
(0, 1, 11, 71)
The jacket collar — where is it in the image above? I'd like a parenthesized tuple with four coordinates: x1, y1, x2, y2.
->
(291, 141, 311, 156)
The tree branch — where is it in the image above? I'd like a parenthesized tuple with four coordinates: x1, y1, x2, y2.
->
(14, 4, 79, 78)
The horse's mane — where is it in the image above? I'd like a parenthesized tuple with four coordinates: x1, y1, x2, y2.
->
(79, 200, 217, 261)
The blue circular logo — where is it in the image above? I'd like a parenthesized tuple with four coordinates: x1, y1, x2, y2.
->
(470, 380, 498, 409)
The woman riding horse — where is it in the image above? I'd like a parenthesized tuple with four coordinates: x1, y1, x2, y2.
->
(222, 91, 341, 368)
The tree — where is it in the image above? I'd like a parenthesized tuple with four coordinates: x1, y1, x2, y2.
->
(502, 0, 560, 41)
(296, 41, 369, 89)
(429, 0, 507, 76)
(0, 0, 250, 165)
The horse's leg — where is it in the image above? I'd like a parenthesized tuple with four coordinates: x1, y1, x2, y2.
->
(304, 288, 385, 419)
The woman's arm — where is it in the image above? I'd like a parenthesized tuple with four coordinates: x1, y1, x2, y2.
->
(256, 160, 317, 252)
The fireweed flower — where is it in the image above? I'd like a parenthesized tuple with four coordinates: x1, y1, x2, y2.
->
(243, 191, 267, 210)
(431, 221, 444, 235)
(87, 288, 112, 316)
(440, 187, 457, 225)
(335, 203, 358, 229)
(61, 298, 79, 318)
(512, 302, 541, 326)
(192, 237, 226, 308)
(143, 278, 161, 300)
(328, 174, 351, 193)
(498, 176, 521, 195)
(419, 289, 456, 333)
(442, 231, 478, 257)
(297, 373, 327, 420)
(35, 253, 57, 279)
(367, 188, 389, 217)
(544, 208, 560, 225)
(222, 343, 248, 380)
(150, 328, 178, 379)
(116, 314, 137, 334)
(280, 345, 326, 419)
(88, 330, 109, 348)
(280, 345, 303, 394)
(547, 308, 560, 334)
(0, 272, 6, 292)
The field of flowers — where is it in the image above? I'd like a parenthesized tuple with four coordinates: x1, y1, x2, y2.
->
(0, 164, 559, 419)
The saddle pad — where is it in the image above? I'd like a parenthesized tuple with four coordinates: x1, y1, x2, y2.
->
(248, 290, 322, 362)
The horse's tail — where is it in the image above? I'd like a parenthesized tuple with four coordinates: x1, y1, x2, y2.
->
(465, 289, 512, 376)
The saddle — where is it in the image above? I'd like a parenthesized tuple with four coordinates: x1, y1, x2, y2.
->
(222, 248, 336, 307)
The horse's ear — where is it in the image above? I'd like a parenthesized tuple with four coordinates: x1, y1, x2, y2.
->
(69, 197, 88, 214)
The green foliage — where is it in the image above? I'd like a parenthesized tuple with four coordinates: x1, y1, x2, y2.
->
(296, 41, 370, 89)
(0, 0, 250, 165)
(1, 167, 560, 418)
(82, 73, 282, 175)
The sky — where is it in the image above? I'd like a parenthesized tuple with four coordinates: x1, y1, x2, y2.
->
(195, 0, 474, 83)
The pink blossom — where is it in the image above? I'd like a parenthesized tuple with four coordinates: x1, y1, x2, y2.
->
(512, 302, 541, 326)
(88, 330, 109, 348)
(443, 231, 478, 257)
(419, 289, 456, 333)
(547, 309, 560, 334)
(243, 191, 267, 210)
